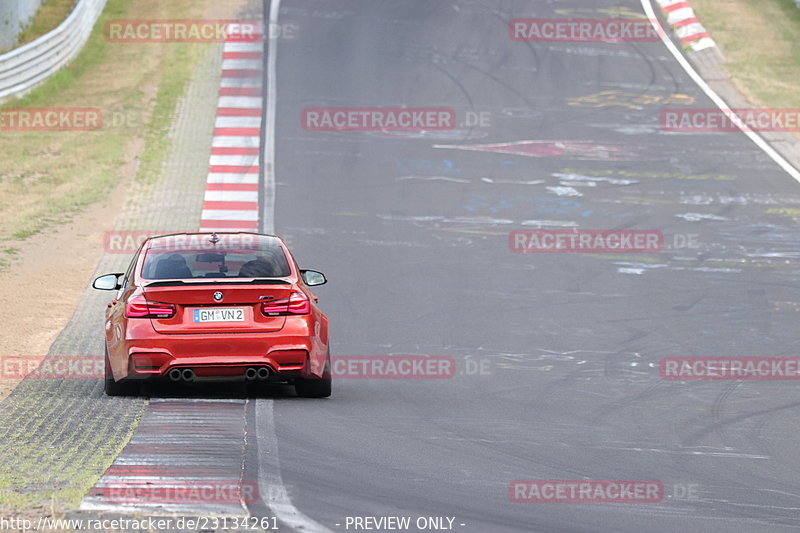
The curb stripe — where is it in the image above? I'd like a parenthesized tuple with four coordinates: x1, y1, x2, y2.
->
(680, 31, 709, 44)
(218, 96, 263, 108)
(655, 0, 716, 52)
(224, 52, 264, 60)
(222, 60, 263, 69)
(210, 155, 259, 165)
(212, 146, 260, 155)
(661, 1, 690, 13)
(208, 173, 259, 184)
(220, 87, 262, 97)
(221, 77, 262, 88)
(222, 69, 263, 78)
(672, 17, 699, 28)
(223, 42, 263, 52)
(209, 165, 259, 174)
(217, 107, 263, 116)
(213, 127, 261, 136)
(216, 116, 261, 128)
(204, 192, 259, 203)
(203, 201, 258, 210)
(200, 31, 264, 233)
(211, 137, 260, 148)
(201, 209, 259, 221)
(206, 183, 259, 191)
(200, 219, 259, 228)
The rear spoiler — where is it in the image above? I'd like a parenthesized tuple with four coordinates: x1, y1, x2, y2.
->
(143, 279, 291, 287)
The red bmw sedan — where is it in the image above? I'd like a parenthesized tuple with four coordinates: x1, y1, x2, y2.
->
(92, 232, 331, 398)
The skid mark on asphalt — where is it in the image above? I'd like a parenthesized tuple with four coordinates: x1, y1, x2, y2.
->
(80, 400, 250, 516)
(433, 140, 641, 160)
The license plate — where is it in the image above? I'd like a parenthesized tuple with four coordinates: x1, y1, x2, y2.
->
(193, 308, 245, 323)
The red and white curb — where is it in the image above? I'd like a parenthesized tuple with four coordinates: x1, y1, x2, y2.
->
(200, 28, 264, 232)
(80, 400, 251, 515)
(655, 0, 716, 52)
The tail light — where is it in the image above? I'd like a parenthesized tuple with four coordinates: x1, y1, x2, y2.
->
(261, 291, 311, 316)
(126, 295, 176, 318)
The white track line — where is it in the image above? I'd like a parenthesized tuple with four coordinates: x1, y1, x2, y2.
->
(255, 2, 330, 531)
(255, 399, 333, 533)
(641, 0, 800, 183)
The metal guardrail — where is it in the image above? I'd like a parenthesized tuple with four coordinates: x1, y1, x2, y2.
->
(0, 0, 107, 103)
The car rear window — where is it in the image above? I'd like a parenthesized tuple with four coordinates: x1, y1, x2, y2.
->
(140, 234, 292, 280)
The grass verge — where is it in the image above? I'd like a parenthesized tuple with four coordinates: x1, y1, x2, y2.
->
(0, 0, 208, 253)
(690, 0, 800, 111)
(0, 381, 144, 516)
(0, 0, 241, 514)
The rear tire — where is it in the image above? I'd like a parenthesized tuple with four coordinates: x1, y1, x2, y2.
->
(104, 346, 138, 397)
(295, 352, 331, 398)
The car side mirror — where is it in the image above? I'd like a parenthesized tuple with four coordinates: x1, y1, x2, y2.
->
(300, 269, 327, 287)
(93, 273, 123, 291)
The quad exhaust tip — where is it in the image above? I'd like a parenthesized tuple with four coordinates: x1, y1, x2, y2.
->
(169, 367, 268, 382)
(246, 367, 271, 381)
(168, 368, 195, 382)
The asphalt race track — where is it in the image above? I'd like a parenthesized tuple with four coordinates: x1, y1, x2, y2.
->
(38, 0, 800, 531)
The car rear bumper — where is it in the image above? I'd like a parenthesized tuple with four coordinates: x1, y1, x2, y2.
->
(107, 314, 328, 381)
(128, 349, 309, 378)
(121, 334, 323, 380)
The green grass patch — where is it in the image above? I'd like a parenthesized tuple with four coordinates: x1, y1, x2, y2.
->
(0, 0, 224, 515)
(136, 42, 204, 184)
(0, 0, 207, 259)
(691, 0, 800, 110)
(0, 384, 145, 510)
(14, 0, 78, 49)
(8, 0, 132, 108)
